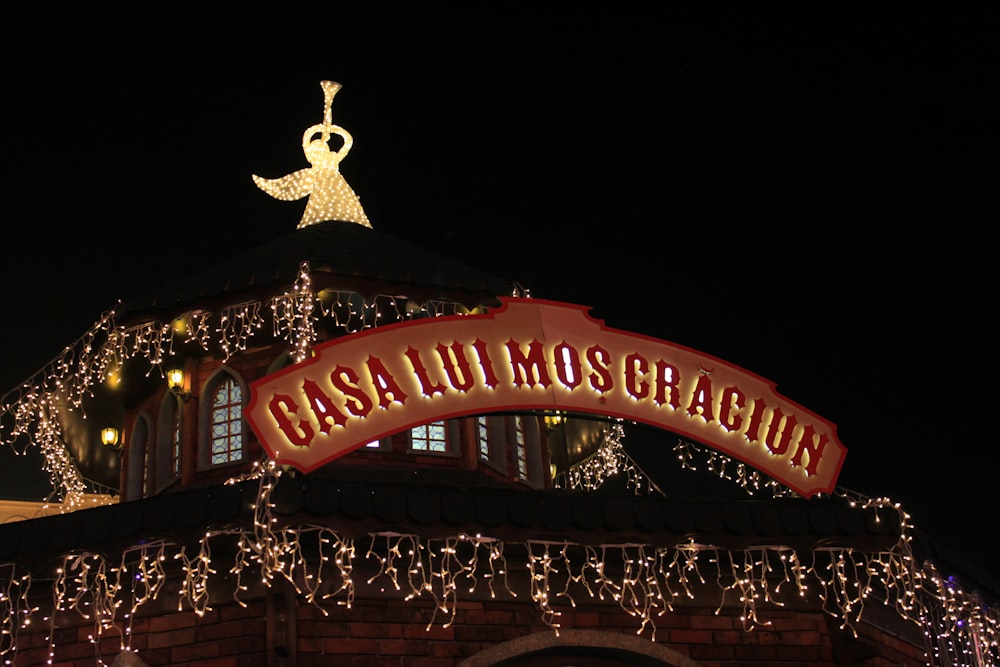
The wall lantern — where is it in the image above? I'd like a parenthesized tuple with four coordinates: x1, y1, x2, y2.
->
(101, 425, 120, 448)
(166, 365, 189, 398)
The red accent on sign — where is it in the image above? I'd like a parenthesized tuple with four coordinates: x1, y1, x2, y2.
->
(246, 298, 847, 498)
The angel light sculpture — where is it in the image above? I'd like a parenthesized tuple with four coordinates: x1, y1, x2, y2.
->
(253, 81, 371, 229)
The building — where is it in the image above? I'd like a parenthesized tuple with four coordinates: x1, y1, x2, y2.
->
(0, 82, 997, 667)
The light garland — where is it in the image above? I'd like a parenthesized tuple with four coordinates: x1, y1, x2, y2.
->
(0, 264, 475, 506)
(0, 422, 997, 664)
(561, 422, 661, 495)
(217, 301, 265, 362)
(0, 565, 32, 664)
(1, 466, 998, 666)
(0, 423, 997, 666)
(271, 262, 318, 363)
(0, 289, 997, 666)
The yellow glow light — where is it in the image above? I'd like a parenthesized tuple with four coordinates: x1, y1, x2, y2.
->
(100, 426, 119, 447)
(253, 81, 371, 229)
(166, 368, 185, 393)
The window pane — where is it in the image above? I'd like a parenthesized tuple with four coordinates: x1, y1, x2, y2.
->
(411, 420, 447, 452)
(210, 378, 243, 464)
(478, 417, 489, 460)
(515, 416, 527, 478)
(172, 410, 181, 476)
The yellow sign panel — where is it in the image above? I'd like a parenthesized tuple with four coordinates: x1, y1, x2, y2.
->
(247, 298, 846, 497)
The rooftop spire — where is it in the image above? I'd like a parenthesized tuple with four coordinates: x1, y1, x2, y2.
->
(253, 81, 372, 229)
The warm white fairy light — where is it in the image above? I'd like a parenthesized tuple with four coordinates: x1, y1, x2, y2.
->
(0, 565, 32, 666)
(11, 390, 88, 509)
(118, 543, 169, 654)
(0, 289, 473, 514)
(562, 422, 661, 495)
(183, 310, 213, 350)
(177, 532, 216, 616)
(1, 322, 998, 665)
(126, 321, 174, 369)
(252, 81, 372, 229)
(217, 301, 265, 361)
(673, 437, 796, 498)
(1, 448, 997, 666)
(526, 542, 563, 632)
(271, 261, 318, 363)
(47, 552, 121, 665)
(5, 510, 998, 665)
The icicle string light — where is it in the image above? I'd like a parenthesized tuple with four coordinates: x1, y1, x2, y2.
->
(1, 330, 998, 665)
(3, 520, 998, 665)
(217, 301, 265, 362)
(0, 565, 32, 666)
(561, 422, 662, 495)
(271, 261, 318, 363)
(0, 448, 996, 665)
(0, 288, 476, 506)
(672, 437, 795, 498)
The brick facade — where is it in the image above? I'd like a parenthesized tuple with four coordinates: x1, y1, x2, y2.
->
(6, 572, 933, 667)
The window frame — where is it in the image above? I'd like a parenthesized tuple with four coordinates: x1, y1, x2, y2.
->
(513, 414, 545, 488)
(125, 412, 153, 501)
(198, 366, 249, 470)
(408, 420, 458, 456)
(154, 392, 183, 492)
(476, 415, 508, 474)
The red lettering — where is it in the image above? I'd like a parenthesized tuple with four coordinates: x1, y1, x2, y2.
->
(330, 365, 374, 417)
(790, 424, 829, 477)
(624, 353, 649, 400)
(267, 393, 314, 448)
(553, 341, 583, 389)
(653, 360, 680, 409)
(686, 373, 716, 423)
(763, 407, 798, 456)
(719, 386, 745, 432)
(301, 379, 349, 434)
(405, 346, 447, 397)
(505, 338, 551, 389)
(586, 345, 612, 393)
(366, 356, 408, 409)
(744, 397, 767, 443)
(435, 341, 475, 392)
(472, 338, 499, 389)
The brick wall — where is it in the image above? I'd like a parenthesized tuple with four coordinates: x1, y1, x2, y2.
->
(8, 590, 931, 667)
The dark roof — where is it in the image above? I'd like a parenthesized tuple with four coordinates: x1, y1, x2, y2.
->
(118, 221, 515, 318)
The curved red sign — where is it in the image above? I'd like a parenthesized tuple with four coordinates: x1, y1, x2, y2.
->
(246, 298, 846, 497)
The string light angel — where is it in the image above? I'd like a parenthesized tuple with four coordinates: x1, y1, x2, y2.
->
(253, 81, 372, 229)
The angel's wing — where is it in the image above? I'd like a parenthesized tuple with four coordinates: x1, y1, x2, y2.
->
(252, 168, 314, 201)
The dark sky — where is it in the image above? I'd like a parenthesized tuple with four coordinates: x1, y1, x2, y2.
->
(1, 10, 997, 580)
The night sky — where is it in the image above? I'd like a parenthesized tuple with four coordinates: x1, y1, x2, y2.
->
(1, 10, 997, 582)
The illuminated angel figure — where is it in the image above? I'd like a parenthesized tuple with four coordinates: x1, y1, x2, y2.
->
(253, 81, 372, 229)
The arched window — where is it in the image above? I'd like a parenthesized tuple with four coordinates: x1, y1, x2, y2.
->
(155, 393, 182, 492)
(126, 413, 152, 501)
(200, 367, 247, 468)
